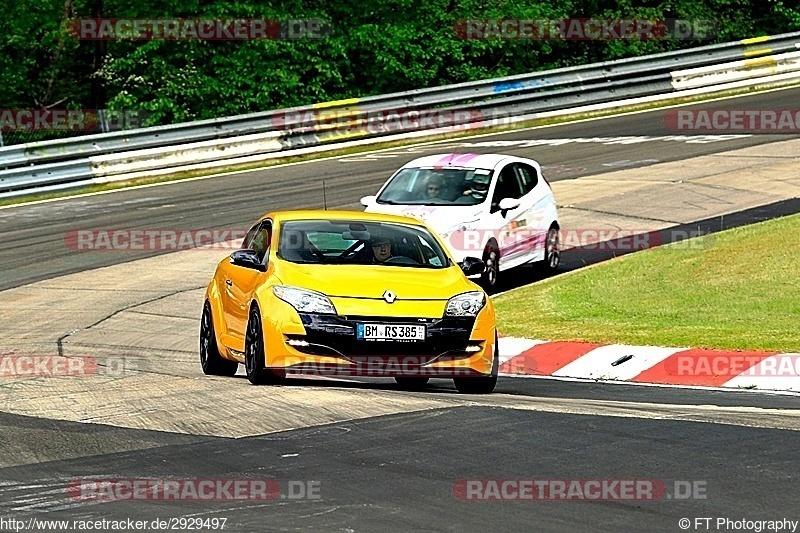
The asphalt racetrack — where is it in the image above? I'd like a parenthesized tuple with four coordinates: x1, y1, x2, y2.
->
(0, 87, 799, 532)
(3, 86, 800, 290)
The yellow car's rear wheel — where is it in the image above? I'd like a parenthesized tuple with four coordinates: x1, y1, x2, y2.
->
(245, 304, 283, 385)
(200, 301, 238, 377)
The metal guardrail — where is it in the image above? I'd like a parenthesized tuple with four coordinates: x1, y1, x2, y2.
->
(671, 50, 800, 89)
(0, 159, 93, 191)
(2, 31, 800, 198)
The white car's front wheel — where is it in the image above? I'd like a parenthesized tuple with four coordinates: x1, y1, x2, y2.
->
(540, 225, 560, 274)
(480, 241, 499, 290)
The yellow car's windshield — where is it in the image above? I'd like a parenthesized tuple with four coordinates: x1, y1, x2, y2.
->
(277, 220, 450, 268)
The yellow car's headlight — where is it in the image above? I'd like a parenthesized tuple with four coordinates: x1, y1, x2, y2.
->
(273, 286, 337, 315)
(445, 291, 486, 317)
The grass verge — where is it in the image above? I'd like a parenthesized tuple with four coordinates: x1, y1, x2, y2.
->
(495, 213, 800, 352)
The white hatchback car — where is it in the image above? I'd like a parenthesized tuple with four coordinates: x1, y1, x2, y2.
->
(361, 153, 560, 289)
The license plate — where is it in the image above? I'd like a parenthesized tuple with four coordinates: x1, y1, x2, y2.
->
(356, 323, 426, 342)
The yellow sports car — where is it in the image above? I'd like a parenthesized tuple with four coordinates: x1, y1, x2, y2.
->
(200, 210, 498, 393)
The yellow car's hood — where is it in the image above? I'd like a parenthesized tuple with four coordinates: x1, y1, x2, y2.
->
(274, 262, 476, 300)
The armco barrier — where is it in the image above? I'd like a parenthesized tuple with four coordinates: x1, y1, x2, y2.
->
(0, 159, 94, 192)
(1, 32, 800, 198)
(89, 131, 283, 180)
(4, 31, 798, 168)
(671, 50, 800, 90)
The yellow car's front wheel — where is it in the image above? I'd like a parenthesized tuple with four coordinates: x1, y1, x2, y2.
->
(453, 333, 498, 394)
(244, 304, 283, 386)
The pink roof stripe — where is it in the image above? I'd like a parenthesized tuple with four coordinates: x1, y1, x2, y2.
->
(431, 153, 483, 168)
(450, 153, 482, 166)
(431, 154, 457, 167)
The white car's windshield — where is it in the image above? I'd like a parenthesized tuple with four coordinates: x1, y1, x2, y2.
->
(278, 220, 450, 268)
(376, 168, 492, 206)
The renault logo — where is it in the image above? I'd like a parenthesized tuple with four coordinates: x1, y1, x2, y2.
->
(382, 290, 397, 303)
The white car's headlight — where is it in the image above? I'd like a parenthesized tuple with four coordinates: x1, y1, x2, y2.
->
(445, 291, 486, 317)
(273, 286, 337, 315)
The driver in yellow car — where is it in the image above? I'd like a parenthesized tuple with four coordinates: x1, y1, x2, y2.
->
(371, 237, 392, 263)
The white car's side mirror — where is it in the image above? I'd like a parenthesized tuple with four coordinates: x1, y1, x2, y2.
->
(498, 198, 521, 211)
(360, 195, 377, 207)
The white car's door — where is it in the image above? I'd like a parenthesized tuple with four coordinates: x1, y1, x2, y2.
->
(514, 162, 553, 264)
(483, 163, 528, 267)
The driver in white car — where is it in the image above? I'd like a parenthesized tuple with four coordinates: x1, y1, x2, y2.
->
(461, 175, 490, 199)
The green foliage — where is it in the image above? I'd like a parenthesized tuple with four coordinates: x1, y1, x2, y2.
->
(0, 0, 88, 108)
(1, 0, 798, 140)
(771, 1, 800, 30)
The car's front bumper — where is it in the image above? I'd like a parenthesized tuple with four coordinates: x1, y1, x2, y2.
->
(263, 311, 496, 377)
